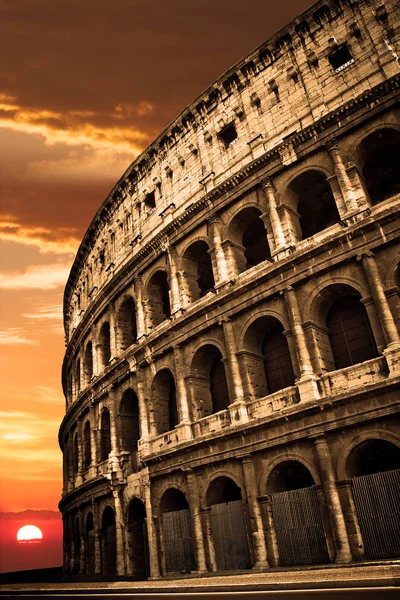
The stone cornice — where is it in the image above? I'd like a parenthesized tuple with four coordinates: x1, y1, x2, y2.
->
(63, 74, 400, 362)
(63, 0, 394, 320)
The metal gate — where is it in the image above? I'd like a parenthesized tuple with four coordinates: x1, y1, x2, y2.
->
(162, 508, 196, 573)
(271, 486, 329, 566)
(210, 499, 251, 570)
(105, 525, 116, 576)
(87, 530, 95, 575)
(352, 469, 400, 559)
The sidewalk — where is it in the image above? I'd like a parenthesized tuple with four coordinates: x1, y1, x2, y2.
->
(1, 561, 399, 593)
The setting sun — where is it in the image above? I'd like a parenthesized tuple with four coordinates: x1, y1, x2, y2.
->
(17, 525, 43, 544)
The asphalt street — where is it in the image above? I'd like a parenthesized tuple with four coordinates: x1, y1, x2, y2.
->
(0, 588, 399, 599)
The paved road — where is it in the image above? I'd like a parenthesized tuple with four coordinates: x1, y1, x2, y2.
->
(0, 588, 398, 599)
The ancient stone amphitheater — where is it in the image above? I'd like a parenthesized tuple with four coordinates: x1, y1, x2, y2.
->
(59, 0, 400, 579)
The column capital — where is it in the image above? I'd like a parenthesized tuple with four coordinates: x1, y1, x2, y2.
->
(259, 176, 275, 190)
(323, 136, 339, 152)
(207, 212, 222, 226)
(241, 453, 254, 464)
(218, 316, 231, 326)
(356, 250, 374, 262)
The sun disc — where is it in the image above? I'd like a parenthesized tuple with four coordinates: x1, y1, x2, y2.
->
(17, 525, 43, 543)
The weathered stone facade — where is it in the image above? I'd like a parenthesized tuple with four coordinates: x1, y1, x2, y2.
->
(59, 0, 400, 579)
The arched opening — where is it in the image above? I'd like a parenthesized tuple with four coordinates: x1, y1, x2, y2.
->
(346, 439, 400, 478)
(72, 432, 79, 478)
(228, 207, 271, 274)
(117, 297, 137, 352)
(190, 344, 230, 419)
(326, 294, 378, 370)
(267, 460, 315, 494)
(267, 461, 329, 566)
(83, 421, 91, 470)
(75, 359, 81, 395)
(73, 517, 80, 573)
(86, 512, 95, 576)
(160, 489, 196, 573)
(101, 506, 116, 577)
(147, 270, 171, 329)
(182, 241, 215, 302)
(206, 476, 251, 570)
(242, 316, 295, 399)
(120, 389, 140, 451)
(150, 369, 178, 435)
(347, 439, 400, 559)
(98, 322, 111, 369)
(66, 518, 74, 573)
(84, 342, 93, 384)
(291, 170, 340, 239)
(64, 434, 71, 488)
(67, 370, 73, 402)
(127, 498, 149, 580)
(100, 408, 111, 462)
(119, 389, 140, 473)
(357, 128, 400, 204)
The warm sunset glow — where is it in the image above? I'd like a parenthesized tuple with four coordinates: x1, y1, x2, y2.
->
(17, 525, 43, 543)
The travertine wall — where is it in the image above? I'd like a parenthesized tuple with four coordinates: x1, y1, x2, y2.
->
(59, 0, 400, 580)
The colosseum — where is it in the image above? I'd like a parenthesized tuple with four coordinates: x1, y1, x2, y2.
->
(59, 0, 400, 579)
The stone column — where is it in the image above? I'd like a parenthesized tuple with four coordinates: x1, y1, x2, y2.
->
(185, 469, 207, 572)
(260, 178, 287, 254)
(327, 142, 359, 214)
(93, 502, 102, 575)
(201, 506, 217, 571)
(134, 277, 147, 339)
(208, 215, 229, 285)
(173, 345, 193, 440)
(75, 419, 83, 487)
(242, 456, 269, 568)
(283, 286, 320, 402)
(144, 479, 161, 579)
(220, 317, 249, 422)
(359, 252, 400, 351)
(166, 245, 182, 313)
(136, 368, 150, 446)
(257, 495, 279, 567)
(177, 270, 192, 309)
(89, 405, 98, 476)
(109, 304, 117, 360)
(108, 405, 120, 475)
(313, 435, 353, 564)
(113, 487, 126, 576)
(336, 480, 365, 562)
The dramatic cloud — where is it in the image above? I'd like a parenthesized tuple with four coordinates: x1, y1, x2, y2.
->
(0, 328, 37, 345)
(24, 305, 63, 321)
(0, 263, 72, 290)
(0, 217, 80, 255)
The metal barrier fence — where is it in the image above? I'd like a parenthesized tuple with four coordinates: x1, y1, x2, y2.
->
(352, 468, 400, 559)
(271, 486, 329, 566)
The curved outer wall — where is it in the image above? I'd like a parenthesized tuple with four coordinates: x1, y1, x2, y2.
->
(60, 0, 400, 578)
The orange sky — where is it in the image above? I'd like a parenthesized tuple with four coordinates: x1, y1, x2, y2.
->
(0, 0, 313, 518)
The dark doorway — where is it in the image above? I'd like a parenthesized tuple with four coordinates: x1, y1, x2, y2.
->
(160, 489, 196, 573)
(207, 476, 251, 571)
(349, 439, 400, 559)
(268, 461, 329, 567)
(127, 498, 149, 580)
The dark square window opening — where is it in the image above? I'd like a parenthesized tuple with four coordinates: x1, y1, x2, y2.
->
(219, 123, 238, 148)
(144, 191, 156, 211)
(329, 44, 354, 73)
